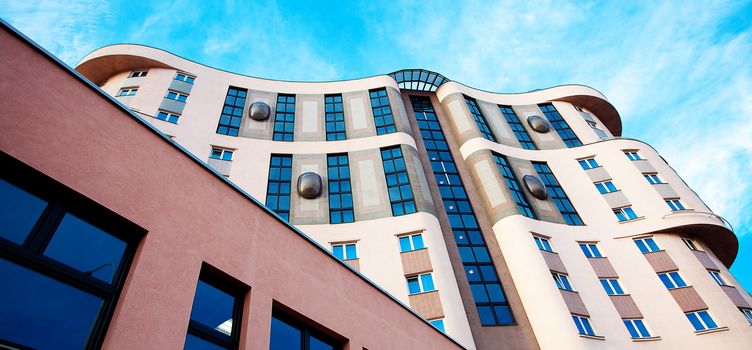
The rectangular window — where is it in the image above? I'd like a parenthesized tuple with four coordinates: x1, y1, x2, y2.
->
(265, 155, 292, 221)
(175, 73, 196, 84)
(614, 206, 639, 222)
(666, 199, 686, 211)
(185, 270, 244, 349)
(369, 88, 396, 135)
(741, 308, 752, 324)
(156, 110, 180, 124)
(552, 272, 574, 291)
(499, 105, 535, 149)
(128, 70, 148, 78)
(644, 173, 663, 184)
(685, 310, 718, 331)
(216, 87, 246, 136)
(117, 87, 138, 96)
(429, 318, 445, 333)
(332, 243, 357, 260)
(493, 154, 535, 218)
(578, 157, 599, 170)
(579, 243, 603, 258)
(539, 103, 582, 147)
(270, 310, 340, 350)
(327, 154, 354, 224)
(600, 278, 625, 295)
(682, 238, 699, 251)
(634, 237, 660, 253)
(658, 271, 687, 289)
(533, 162, 582, 225)
(381, 146, 416, 216)
(210, 148, 234, 161)
(465, 96, 496, 141)
(399, 233, 425, 252)
(572, 315, 595, 336)
(534, 236, 553, 252)
(594, 180, 618, 194)
(623, 319, 651, 338)
(709, 270, 728, 286)
(165, 90, 188, 102)
(273, 94, 295, 141)
(407, 273, 436, 294)
(624, 150, 642, 161)
(325, 94, 346, 140)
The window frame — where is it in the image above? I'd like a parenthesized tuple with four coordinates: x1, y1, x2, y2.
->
(685, 310, 718, 331)
(398, 233, 425, 253)
(380, 146, 416, 216)
(594, 180, 618, 194)
(708, 270, 728, 286)
(613, 206, 639, 222)
(634, 237, 661, 253)
(657, 271, 688, 289)
(532, 162, 582, 225)
(156, 110, 180, 124)
(128, 70, 148, 78)
(165, 90, 189, 103)
(539, 103, 582, 147)
(327, 154, 354, 224)
(185, 265, 246, 349)
(624, 150, 642, 161)
(644, 173, 663, 184)
(406, 272, 436, 295)
(175, 72, 196, 84)
(578, 157, 599, 170)
(572, 315, 595, 336)
(117, 87, 138, 96)
(369, 88, 396, 135)
(534, 236, 553, 252)
(600, 278, 626, 295)
(623, 318, 651, 338)
(666, 198, 686, 211)
(216, 87, 247, 137)
(325, 94, 346, 141)
(270, 308, 342, 350)
(741, 308, 752, 324)
(579, 243, 603, 258)
(210, 147, 234, 161)
(682, 238, 699, 251)
(464, 96, 496, 141)
(493, 153, 536, 219)
(552, 272, 574, 291)
(331, 242, 358, 261)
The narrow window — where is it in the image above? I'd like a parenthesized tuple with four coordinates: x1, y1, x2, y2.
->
(175, 72, 196, 84)
(741, 308, 752, 324)
(493, 154, 535, 219)
(165, 90, 189, 102)
(156, 110, 180, 124)
(499, 105, 535, 149)
(552, 273, 574, 291)
(594, 180, 618, 194)
(685, 310, 718, 331)
(634, 237, 660, 253)
(533, 162, 582, 225)
(600, 278, 625, 295)
(709, 271, 728, 286)
(534, 236, 553, 252)
(578, 157, 599, 170)
(623, 319, 651, 338)
(369, 88, 396, 134)
(273, 94, 295, 141)
(327, 154, 354, 224)
(270, 310, 340, 350)
(624, 150, 642, 161)
(381, 146, 416, 216)
(117, 87, 138, 96)
(465, 96, 496, 141)
(657, 271, 687, 289)
(184, 271, 244, 349)
(572, 315, 595, 336)
(398, 233, 425, 252)
(666, 199, 686, 211)
(682, 238, 699, 251)
(406, 273, 436, 294)
(429, 318, 445, 333)
(325, 94, 346, 140)
(613, 206, 638, 222)
(332, 243, 357, 261)
(216, 87, 246, 136)
(539, 103, 582, 147)
(644, 173, 663, 184)
(265, 155, 292, 220)
(210, 148, 234, 161)
(579, 243, 603, 258)
(128, 70, 148, 78)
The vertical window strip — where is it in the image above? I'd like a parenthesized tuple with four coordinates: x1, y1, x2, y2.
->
(325, 94, 346, 140)
(410, 95, 513, 326)
(499, 105, 535, 149)
(216, 87, 246, 136)
(273, 94, 295, 141)
(327, 154, 354, 224)
(381, 146, 416, 216)
(538, 103, 582, 147)
(464, 96, 496, 141)
(265, 155, 292, 220)
(492, 154, 535, 219)
(532, 162, 583, 225)
(369, 88, 396, 134)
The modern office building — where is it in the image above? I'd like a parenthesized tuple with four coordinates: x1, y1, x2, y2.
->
(1, 20, 750, 350)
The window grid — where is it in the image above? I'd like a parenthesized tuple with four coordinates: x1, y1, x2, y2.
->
(407, 273, 436, 294)
(410, 95, 513, 325)
(117, 87, 138, 96)
(534, 236, 553, 252)
(493, 154, 535, 219)
(128, 70, 147, 78)
(658, 271, 687, 289)
(332, 243, 357, 260)
(216, 87, 246, 136)
(369, 88, 396, 134)
(327, 154, 354, 224)
(499, 105, 535, 149)
(634, 237, 660, 253)
(623, 319, 651, 338)
(594, 180, 618, 194)
(273, 94, 295, 141)
(579, 243, 602, 258)
(572, 315, 595, 336)
(685, 310, 718, 331)
(624, 151, 642, 160)
(600, 278, 625, 295)
(399, 233, 425, 252)
(644, 173, 663, 184)
(533, 162, 582, 225)
(381, 146, 416, 216)
(539, 103, 582, 147)
(265, 155, 292, 221)
(465, 96, 496, 141)
(666, 199, 686, 211)
(614, 206, 638, 222)
(175, 73, 196, 84)
(553, 272, 573, 291)
(210, 148, 234, 161)
(156, 110, 180, 124)
(578, 158, 599, 170)
(186, 274, 243, 349)
(325, 94, 346, 140)
(165, 90, 188, 102)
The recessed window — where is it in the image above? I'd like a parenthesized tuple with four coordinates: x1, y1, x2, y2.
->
(709, 271, 728, 286)
(407, 273, 436, 295)
(666, 199, 686, 211)
(156, 110, 180, 124)
(534, 236, 553, 252)
(216, 87, 246, 137)
(741, 308, 752, 324)
(623, 319, 651, 338)
(128, 70, 148, 78)
(644, 173, 663, 184)
(327, 154, 354, 224)
(381, 146, 416, 216)
(465, 96, 496, 141)
(579, 243, 603, 258)
(325, 94, 346, 141)
(117, 87, 138, 96)
(658, 271, 687, 289)
(273, 94, 295, 142)
(634, 237, 660, 253)
(552, 272, 574, 291)
(540, 103, 582, 148)
(685, 310, 718, 331)
(533, 162, 583, 225)
(399, 233, 425, 252)
(369, 88, 396, 135)
(175, 73, 196, 84)
(572, 315, 595, 336)
(165, 90, 188, 102)
(499, 105, 535, 149)
(185, 271, 244, 349)
(429, 318, 445, 333)
(493, 154, 535, 219)
(682, 238, 699, 251)
(578, 157, 599, 170)
(265, 155, 292, 221)
(613, 206, 638, 222)
(600, 278, 625, 295)
(270, 310, 340, 350)
(210, 148, 234, 161)
(332, 243, 357, 261)
(594, 180, 618, 194)
(624, 151, 642, 161)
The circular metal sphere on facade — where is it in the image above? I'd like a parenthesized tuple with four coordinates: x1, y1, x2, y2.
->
(249, 101, 271, 121)
(523, 175, 548, 200)
(297, 172, 323, 199)
(527, 115, 550, 133)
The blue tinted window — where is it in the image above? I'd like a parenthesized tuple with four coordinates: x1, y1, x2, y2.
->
(399, 236, 412, 252)
(369, 88, 396, 134)
(266, 155, 293, 220)
(493, 154, 535, 219)
(325, 94, 346, 140)
(189, 280, 235, 334)
(270, 315, 302, 350)
(328, 154, 354, 223)
(499, 105, 535, 149)
(698, 311, 717, 329)
(533, 162, 582, 225)
(381, 146, 416, 216)
(310, 335, 334, 350)
(429, 319, 445, 332)
(421, 273, 435, 291)
(184, 333, 228, 350)
(412, 234, 424, 249)
(273, 94, 295, 141)
(332, 245, 344, 260)
(216, 87, 246, 136)
(539, 103, 582, 147)
(0, 178, 47, 245)
(407, 277, 421, 294)
(345, 244, 357, 259)
(465, 96, 495, 141)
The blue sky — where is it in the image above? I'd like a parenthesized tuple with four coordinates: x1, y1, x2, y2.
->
(2, 0, 750, 290)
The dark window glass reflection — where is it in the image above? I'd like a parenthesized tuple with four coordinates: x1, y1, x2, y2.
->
(184, 333, 229, 350)
(310, 335, 334, 350)
(270, 315, 302, 350)
(0, 179, 47, 245)
(190, 280, 235, 335)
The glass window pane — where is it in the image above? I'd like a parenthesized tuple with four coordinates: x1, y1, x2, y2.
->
(332, 245, 344, 260)
(477, 306, 496, 325)
(310, 334, 335, 350)
(184, 333, 228, 350)
(624, 320, 639, 338)
(407, 278, 421, 294)
(0, 258, 104, 349)
(412, 234, 424, 249)
(345, 244, 357, 260)
(43, 213, 127, 284)
(686, 313, 704, 331)
(189, 280, 235, 335)
(493, 305, 513, 324)
(0, 179, 47, 245)
(635, 319, 650, 337)
(698, 311, 717, 329)
(270, 316, 302, 350)
(399, 236, 411, 252)
(420, 274, 435, 291)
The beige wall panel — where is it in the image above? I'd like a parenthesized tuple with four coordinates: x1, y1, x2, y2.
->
(643, 250, 679, 273)
(408, 290, 445, 320)
(295, 94, 325, 141)
(441, 93, 482, 145)
(345, 258, 360, 271)
(669, 286, 708, 312)
(465, 150, 518, 225)
(588, 257, 619, 278)
(349, 149, 391, 220)
(478, 100, 516, 147)
(404, 145, 435, 215)
(609, 295, 643, 319)
(400, 249, 433, 276)
(241, 90, 274, 139)
(602, 190, 630, 209)
(114, 95, 134, 107)
(512, 105, 561, 150)
(541, 251, 567, 274)
(387, 87, 412, 135)
(653, 183, 679, 199)
(720, 285, 751, 308)
(343, 90, 375, 139)
(632, 159, 657, 173)
(585, 166, 611, 183)
(290, 154, 328, 225)
(560, 290, 589, 316)
(692, 250, 719, 270)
